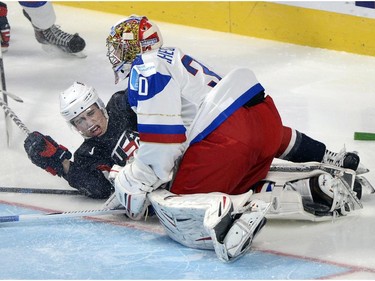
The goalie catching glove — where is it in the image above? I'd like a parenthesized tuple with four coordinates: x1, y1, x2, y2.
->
(114, 154, 164, 220)
(24, 131, 72, 177)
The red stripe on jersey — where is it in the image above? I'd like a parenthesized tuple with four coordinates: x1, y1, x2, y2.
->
(196, 237, 212, 241)
(140, 132, 186, 143)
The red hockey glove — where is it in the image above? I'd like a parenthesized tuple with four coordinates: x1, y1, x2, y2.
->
(24, 131, 72, 177)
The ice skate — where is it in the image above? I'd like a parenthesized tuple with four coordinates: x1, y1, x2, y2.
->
(322, 148, 359, 171)
(289, 172, 362, 216)
(23, 9, 86, 58)
(34, 24, 86, 58)
(322, 147, 369, 175)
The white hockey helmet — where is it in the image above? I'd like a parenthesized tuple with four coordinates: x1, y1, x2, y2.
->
(106, 15, 163, 84)
(60, 81, 108, 124)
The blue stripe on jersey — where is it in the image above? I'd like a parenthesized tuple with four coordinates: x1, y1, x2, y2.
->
(128, 61, 172, 107)
(138, 124, 186, 143)
(138, 124, 186, 135)
(139, 73, 171, 101)
(19, 1, 47, 8)
(190, 83, 265, 144)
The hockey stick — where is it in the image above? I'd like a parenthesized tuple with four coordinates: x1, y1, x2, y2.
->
(0, 90, 23, 103)
(0, 96, 30, 135)
(0, 186, 80, 195)
(0, 99, 84, 196)
(354, 131, 375, 141)
(0, 207, 126, 223)
(0, 45, 12, 146)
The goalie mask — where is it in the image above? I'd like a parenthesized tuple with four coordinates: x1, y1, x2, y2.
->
(106, 15, 163, 84)
(60, 82, 109, 138)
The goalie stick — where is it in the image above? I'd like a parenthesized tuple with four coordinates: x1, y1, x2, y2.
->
(0, 206, 125, 224)
(0, 186, 80, 195)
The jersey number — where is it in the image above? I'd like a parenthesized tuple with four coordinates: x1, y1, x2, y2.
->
(181, 55, 221, 87)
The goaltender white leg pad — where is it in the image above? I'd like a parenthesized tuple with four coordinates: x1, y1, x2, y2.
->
(148, 189, 233, 250)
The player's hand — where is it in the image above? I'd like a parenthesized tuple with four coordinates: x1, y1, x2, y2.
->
(24, 131, 72, 177)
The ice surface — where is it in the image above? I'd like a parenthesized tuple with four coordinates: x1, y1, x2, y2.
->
(1, 2, 375, 279)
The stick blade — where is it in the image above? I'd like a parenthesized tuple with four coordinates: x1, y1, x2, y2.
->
(0, 90, 23, 103)
(354, 132, 375, 141)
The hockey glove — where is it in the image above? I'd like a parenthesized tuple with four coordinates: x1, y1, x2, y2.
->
(114, 156, 163, 220)
(24, 131, 72, 177)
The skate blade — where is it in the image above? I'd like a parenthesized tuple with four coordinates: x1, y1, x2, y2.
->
(356, 175, 375, 194)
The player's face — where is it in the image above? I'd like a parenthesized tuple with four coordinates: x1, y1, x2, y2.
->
(71, 104, 108, 138)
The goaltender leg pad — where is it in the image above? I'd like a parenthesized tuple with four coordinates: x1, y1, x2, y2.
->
(252, 162, 364, 221)
(251, 186, 325, 221)
(229, 189, 255, 213)
(148, 189, 233, 250)
(149, 189, 270, 262)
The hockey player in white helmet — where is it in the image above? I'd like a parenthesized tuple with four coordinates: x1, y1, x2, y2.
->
(104, 15, 370, 262)
(24, 82, 138, 198)
(60, 82, 109, 138)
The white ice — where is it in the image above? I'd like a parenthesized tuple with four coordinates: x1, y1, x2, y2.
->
(1, 2, 375, 279)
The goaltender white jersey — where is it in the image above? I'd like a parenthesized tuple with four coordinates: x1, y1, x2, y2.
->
(127, 47, 265, 183)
